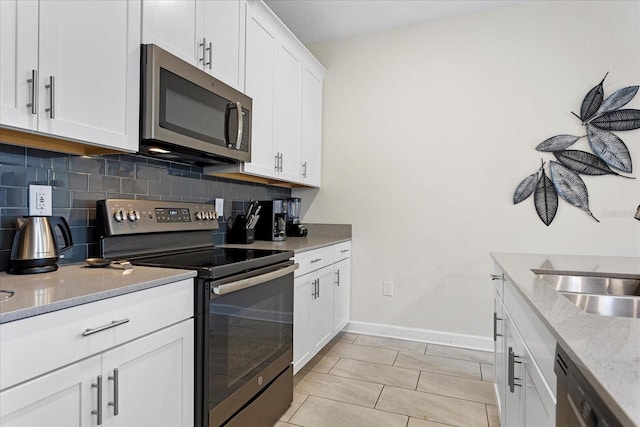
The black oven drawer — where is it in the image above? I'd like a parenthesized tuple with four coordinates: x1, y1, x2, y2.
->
(222, 364, 293, 427)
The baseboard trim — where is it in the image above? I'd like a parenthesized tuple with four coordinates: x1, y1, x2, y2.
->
(344, 320, 493, 352)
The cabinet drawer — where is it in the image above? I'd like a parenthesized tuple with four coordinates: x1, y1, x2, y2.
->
(294, 246, 334, 277)
(334, 241, 351, 262)
(503, 279, 556, 396)
(0, 279, 193, 391)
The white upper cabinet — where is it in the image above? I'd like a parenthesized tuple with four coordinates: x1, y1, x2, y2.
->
(0, 0, 38, 131)
(142, 0, 246, 90)
(243, 4, 277, 178)
(212, 0, 325, 187)
(141, 0, 201, 66)
(0, 0, 140, 152)
(301, 61, 324, 187)
(202, 0, 245, 90)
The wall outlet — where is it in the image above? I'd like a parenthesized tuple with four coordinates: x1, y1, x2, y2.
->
(29, 185, 52, 216)
(383, 281, 394, 296)
(215, 198, 224, 218)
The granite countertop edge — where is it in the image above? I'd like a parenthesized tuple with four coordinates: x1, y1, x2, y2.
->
(490, 252, 640, 426)
(220, 223, 352, 253)
(0, 266, 196, 324)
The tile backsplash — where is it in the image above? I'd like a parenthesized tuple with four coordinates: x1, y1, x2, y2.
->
(0, 142, 290, 271)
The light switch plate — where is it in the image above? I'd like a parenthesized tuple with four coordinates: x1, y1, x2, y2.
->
(29, 185, 52, 216)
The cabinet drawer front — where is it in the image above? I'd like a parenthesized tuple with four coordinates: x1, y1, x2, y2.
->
(294, 247, 334, 277)
(333, 241, 351, 262)
(503, 279, 556, 396)
(0, 279, 193, 391)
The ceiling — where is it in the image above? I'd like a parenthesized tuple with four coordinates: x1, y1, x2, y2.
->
(263, 0, 531, 45)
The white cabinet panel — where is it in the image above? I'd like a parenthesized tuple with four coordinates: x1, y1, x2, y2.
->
(333, 258, 350, 333)
(102, 320, 194, 427)
(1, 0, 140, 152)
(294, 242, 351, 373)
(0, 0, 38, 131)
(274, 43, 302, 182)
(243, 6, 276, 178)
(141, 0, 201, 66)
(301, 62, 323, 187)
(202, 0, 245, 89)
(0, 356, 100, 427)
(493, 263, 556, 427)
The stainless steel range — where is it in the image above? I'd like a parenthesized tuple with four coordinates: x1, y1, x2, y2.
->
(96, 199, 296, 427)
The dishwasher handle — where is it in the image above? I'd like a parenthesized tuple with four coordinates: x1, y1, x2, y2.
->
(213, 263, 298, 295)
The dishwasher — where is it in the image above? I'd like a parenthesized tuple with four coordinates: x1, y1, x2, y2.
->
(555, 344, 626, 427)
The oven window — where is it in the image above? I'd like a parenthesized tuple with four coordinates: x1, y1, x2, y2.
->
(208, 274, 293, 410)
(159, 68, 238, 148)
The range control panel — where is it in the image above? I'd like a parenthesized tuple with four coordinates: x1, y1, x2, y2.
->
(98, 199, 219, 236)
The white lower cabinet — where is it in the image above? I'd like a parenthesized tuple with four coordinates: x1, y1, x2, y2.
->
(0, 355, 100, 426)
(493, 267, 556, 427)
(293, 241, 351, 373)
(0, 279, 194, 427)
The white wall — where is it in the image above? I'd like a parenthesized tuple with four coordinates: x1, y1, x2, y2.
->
(293, 1, 640, 349)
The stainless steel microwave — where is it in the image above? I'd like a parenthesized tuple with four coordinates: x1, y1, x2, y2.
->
(140, 44, 252, 165)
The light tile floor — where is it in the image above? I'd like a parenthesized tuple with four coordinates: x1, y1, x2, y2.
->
(275, 332, 500, 427)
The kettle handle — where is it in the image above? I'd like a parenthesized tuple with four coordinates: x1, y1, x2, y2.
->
(50, 216, 74, 253)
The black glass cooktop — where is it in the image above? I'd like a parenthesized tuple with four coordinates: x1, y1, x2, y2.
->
(129, 247, 293, 279)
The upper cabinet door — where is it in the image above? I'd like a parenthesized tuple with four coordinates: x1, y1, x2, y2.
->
(38, 0, 141, 151)
(0, 0, 38, 131)
(301, 62, 323, 187)
(274, 42, 303, 183)
(243, 3, 277, 178)
(202, 0, 245, 90)
(141, 0, 201, 66)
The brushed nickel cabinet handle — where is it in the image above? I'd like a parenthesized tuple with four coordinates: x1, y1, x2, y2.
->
(493, 312, 503, 341)
(207, 41, 213, 69)
(199, 38, 207, 65)
(92, 375, 103, 425)
(82, 318, 130, 337)
(508, 346, 522, 393)
(45, 75, 55, 119)
(310, 258, 322, 264)
(27, 69, 37, 114)
(108, 368, 119, 416)
(335, 269, 340, 286)
(490, 274, 504, 281)
(302, 161, 307, 178)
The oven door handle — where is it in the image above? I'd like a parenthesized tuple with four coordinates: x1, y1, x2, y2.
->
(213, 263, 299, 295)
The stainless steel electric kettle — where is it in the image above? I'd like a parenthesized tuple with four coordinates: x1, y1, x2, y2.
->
(8, 216, 73, 274)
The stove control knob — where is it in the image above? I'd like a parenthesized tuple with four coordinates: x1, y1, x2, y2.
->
(211, 210, 217, 220)
(205, 211, 212, 220)
(195, 211, 204, 221)
(113, 209, 125, 222)
(127, 210, 140, 222)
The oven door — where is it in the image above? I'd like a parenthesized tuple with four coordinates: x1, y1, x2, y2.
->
(206, 261, 296, 426)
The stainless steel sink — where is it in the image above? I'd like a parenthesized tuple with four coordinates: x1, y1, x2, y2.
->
(560, 292, 640, 319)
(538, 273, 640, 297)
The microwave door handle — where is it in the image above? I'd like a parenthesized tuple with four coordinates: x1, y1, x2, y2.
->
(234, 101, 243, 150)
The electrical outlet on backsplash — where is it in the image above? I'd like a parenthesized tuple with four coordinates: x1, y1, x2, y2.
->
(0, 143, 291, 272)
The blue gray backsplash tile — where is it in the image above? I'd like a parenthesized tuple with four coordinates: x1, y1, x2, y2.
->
(0, 142, 291, 272)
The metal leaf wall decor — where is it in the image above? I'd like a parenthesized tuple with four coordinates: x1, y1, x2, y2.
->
(514, 74, 639, 225)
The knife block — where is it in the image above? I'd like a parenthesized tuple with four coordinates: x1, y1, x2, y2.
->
(228, 215, 254, 244)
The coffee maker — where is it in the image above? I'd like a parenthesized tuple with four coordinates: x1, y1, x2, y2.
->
(286, 198, 307, 237)
(254, 200, 287, 241)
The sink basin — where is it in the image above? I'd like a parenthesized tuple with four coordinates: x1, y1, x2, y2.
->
(539, 274, 640, 296)
(560, 292, 640, 319)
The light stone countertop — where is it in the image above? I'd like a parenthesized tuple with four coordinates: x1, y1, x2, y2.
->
(0, 264, 196, 324)
(221, 223, 352, 253)
(491, 252, 640, 426)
